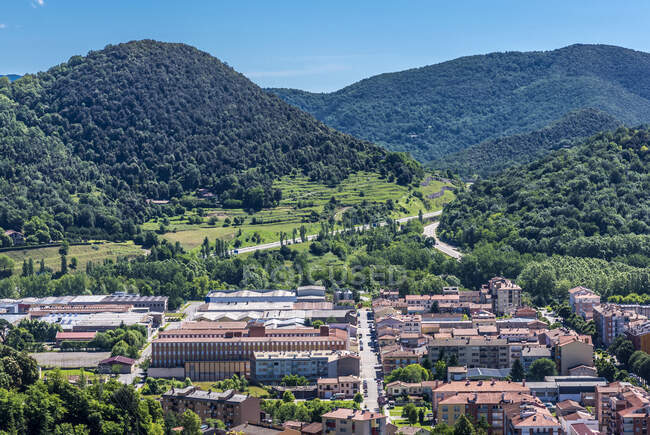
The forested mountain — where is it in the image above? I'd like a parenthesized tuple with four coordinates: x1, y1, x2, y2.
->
(0, 40, 420, 241)
(269, 44, 650, 163)
(432, 109, 622, 177)
(438, 127, 650, 265)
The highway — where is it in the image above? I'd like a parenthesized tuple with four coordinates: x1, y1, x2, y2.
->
(230, 210, 443, 255)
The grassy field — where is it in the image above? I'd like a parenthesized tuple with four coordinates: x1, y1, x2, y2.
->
(4, 242, 145, 273)
(145, 172, 455, 251)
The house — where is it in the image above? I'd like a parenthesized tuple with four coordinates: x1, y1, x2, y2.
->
(503, 400, 562, 434)
(316, 376, 361, 399)
(97, 355, 136, 374)
(4, 230, 25, 246)
(321, 408, 386, 435)
(385, 381, 423, 398)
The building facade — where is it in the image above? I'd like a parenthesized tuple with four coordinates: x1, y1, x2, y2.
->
(161, 387, 261, 427)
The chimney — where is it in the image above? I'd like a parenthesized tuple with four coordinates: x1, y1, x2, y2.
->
(522, 378, 526, 386)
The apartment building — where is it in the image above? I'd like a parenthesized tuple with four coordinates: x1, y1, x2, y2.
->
(250, 350, 359, 383)
(437, 392, 538, 435)
(317, 376, 361, 399)
(376, 314, 422, 334)
(568, 286, 600, 320)
(594, 381, 650, 434)
(161, 386, 261, 427)
(555, 336, 594, 376)
(430, 380, 530, 411)
(521, 346, 552, 373)
(381, 349, 424, 373)
(626, 321, 650, 354)
(593, 304, 638, 347)
(484, 277, 522, 316)
(427, 337, 511, 369)
(321, 409, 386, 435)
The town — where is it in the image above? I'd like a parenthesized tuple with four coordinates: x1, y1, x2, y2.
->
(3, 276, 650, 434)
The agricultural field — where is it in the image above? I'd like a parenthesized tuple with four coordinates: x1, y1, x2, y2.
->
(144, 172, 455, 252)
(4, 242, 145, 274)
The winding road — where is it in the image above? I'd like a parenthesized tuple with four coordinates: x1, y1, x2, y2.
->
(423, 221, 463, 259)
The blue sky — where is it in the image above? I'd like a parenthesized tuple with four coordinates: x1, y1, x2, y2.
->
(2, 1, 650, 92)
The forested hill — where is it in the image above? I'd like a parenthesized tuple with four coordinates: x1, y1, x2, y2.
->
(432, 109, 622, 178)
(0, 40, 420, 241)
(269, 44, 650, 162)
(438, 127, 650, 265)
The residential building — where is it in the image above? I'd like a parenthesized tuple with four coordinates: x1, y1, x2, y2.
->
(317, 376, 361, 399)
(593, 304, 637, 347)
(427, 337, 511, 369)
(555, 399, 587, 417)
(503, 400, 562, 435)
(385, 381, 423, 398)
(484, 277, 522, 316)
(430, 380, 530, 411)
(437, 392, 538, 435)
(250, 350, 359, 383)
(595, 381, 650, 434)
(521, 346, 552, 372)
(381, 349, 424, 373)
(556, 335, 594, 376)
(161, 386, 261, 427)
(568, 287, 600, 320)
(321, 408, 386, 435)
(4, 230, 24, 245)
(626, 321, 650, 354)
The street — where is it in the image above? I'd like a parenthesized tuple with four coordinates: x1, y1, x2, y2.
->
(357, 308, 382, 412)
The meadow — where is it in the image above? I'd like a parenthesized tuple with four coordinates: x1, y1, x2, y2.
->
(144, 172, 455, 251)
(4, 242, 145, 273)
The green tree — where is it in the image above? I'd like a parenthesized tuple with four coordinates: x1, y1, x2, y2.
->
(510, 358, 525, 382)
(453, 414, 476, 435)
(353, 392, 363, 404)
(282, 390, 295, 403)
(0, 255, 14, 278)
(527, 358, 558, 381)
(180, 409, 201, 435)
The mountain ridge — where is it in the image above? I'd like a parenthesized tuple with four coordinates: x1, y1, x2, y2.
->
(269, 44, 650, 163)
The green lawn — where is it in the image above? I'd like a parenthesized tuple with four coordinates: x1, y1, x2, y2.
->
(4, 242, 145, 273)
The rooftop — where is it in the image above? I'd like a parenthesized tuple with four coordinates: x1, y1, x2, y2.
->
(321, 408, 386, 421)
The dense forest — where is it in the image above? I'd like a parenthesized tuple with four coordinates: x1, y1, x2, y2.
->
(439, 127, 650, 267)
(0, 40, 420, 242)
(432, 109, 621, 178)
(270, 44, 650, 162)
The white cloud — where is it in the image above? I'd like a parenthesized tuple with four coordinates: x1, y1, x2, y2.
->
(31, 0, 44, 7)
(0, 24, 6, 29)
